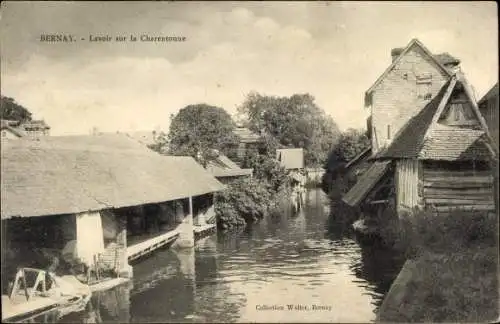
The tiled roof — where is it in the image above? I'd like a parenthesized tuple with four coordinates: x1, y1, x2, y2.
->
(276, 148, 304, 170)
(1, 134, 224, 219)
(20, 119, 50, 130)
(233, 127, 261, 143)
(205, 153, 253, 178)
(434, 52, 461, 66)
(342, 161, 391, 207)
(208, 168, 253, 178)
(419, 125, 490, 160)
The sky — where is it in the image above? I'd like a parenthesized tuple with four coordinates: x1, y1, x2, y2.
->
(1, 1, 498, 135)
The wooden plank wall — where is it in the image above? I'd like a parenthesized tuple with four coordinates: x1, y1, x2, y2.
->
(422, 167, 495, 212)
(396, 159, 420, 211)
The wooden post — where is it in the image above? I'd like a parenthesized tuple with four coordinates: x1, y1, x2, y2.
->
(173, 197, 194, 249)
(189, 196, 193, 220)
(21, 270, 29, 301)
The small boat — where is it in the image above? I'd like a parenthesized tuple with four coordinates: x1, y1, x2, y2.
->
(2, 268, 91, 322)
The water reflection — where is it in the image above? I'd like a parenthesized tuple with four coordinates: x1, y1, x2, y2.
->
(52, 189, 402, 323)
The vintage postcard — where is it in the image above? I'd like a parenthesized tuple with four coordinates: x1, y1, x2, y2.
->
(1, 1, 498, 323)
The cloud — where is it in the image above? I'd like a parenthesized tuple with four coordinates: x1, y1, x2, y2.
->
(1, 2, 497, 135)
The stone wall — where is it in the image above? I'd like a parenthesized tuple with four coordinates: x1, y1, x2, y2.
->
(370, 44, 449, 153)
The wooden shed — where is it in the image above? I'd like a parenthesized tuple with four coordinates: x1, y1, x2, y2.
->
(343, 74, 496, 216)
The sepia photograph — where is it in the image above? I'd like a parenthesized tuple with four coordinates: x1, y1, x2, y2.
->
(0, 1, 498, 323)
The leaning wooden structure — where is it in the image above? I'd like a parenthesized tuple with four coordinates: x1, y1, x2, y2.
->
(343, 74, 496, 216)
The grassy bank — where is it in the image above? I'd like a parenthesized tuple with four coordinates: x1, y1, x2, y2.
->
(377, 209, 499, 322)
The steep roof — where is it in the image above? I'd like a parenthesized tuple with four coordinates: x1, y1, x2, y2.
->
(345, 147, 372, 171)
(419, 126, 489, 160)
(342, 160, 392, 207)
(1, 134, 224, 219)
(366, 38, 453, 96)
(375, 74, 492, 161)
(205, 153, 253, 178)
(276, 148, 304, 170)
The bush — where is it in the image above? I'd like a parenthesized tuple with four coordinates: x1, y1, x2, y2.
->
(379, 207, 498, 258)
(215, 151, 294, 230)
(242, 151, 290, 194)
(215, 177, 273, 230)
(214, 200, 246, 230)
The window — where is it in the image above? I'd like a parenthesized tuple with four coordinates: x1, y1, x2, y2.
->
(439, 101, 479, 126)
(416, 73, 433, 100)
(387, 125, 391, 140)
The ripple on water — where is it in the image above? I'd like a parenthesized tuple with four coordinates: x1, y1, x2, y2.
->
(62, 189, 403, 324)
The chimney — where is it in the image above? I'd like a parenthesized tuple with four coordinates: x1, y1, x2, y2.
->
(391, 47, 404, 62)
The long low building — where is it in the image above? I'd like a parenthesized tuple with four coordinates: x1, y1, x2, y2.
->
(1, 134, 224, 285)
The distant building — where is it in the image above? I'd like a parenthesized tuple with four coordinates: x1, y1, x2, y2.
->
(19, 120, 51, 139)
(205, 151, 253, 184)
(233, 127, 263, 164)
(1, 120, 24, 140)
(0, 119, 51, 140)
(478, 83, 499, 148)
(276, 148, 304, 171)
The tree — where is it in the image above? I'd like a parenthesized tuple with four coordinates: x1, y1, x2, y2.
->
(163, 104, 239, 166)
(327, 128, 370, 168)
(0, 96, 33, 122)
(322, 128, 370, 195)
(238, 92, 340, 167)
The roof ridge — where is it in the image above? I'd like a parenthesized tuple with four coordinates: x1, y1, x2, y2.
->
(424, 76, 458, 138)
(365, 38, 453, 97)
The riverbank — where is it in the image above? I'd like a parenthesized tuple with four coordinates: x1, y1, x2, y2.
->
(376, 209, 499, 322)
(377, 247, 498, 322)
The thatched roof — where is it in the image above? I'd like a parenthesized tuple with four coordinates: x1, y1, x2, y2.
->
(1, 134, 224, 219)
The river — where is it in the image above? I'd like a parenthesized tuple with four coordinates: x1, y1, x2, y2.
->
(58, 188, 404, 323)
